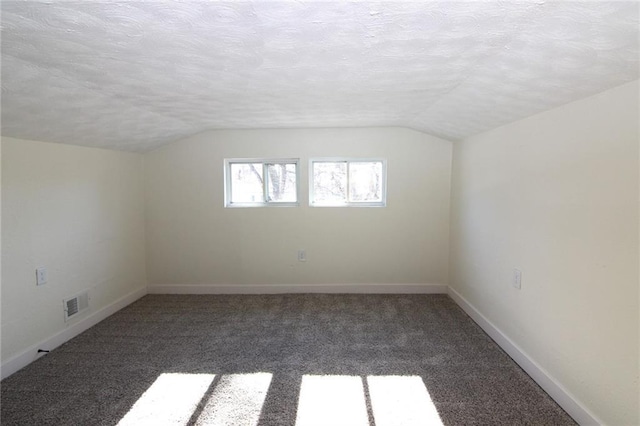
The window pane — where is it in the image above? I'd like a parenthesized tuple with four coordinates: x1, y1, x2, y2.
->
(230, 163, 264, 203)
(267, 163, 297, 202)
(313, 162, 347, 204)
(349, 162, 382, 202)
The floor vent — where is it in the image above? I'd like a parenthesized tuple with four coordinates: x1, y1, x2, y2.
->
(64, 291, 89, 322)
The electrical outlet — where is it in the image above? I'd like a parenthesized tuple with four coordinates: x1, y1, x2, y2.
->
(36, 267, 47, 286)
(512, 269, 522, 289)
(297, 250, 307, 262)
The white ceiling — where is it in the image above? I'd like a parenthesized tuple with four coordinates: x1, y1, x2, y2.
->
(1, 1, 638, 152)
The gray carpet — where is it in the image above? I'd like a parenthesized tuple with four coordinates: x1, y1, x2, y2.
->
(1, 294, 576, 425)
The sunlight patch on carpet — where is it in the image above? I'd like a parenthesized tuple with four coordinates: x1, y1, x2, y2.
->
(194, 372, 273, 426)
(296, 375, 369, 426)
(117, 373, 215, 426)
(368, 375, 443, 426)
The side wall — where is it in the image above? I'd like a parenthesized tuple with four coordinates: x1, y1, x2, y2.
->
(1, 137, 147, 372)
(144, 127, 452, 292)
(449, 81, 639, 425)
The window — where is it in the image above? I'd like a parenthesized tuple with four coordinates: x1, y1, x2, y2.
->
(225, 159, 299, 207)
(310, 158, 386, 207)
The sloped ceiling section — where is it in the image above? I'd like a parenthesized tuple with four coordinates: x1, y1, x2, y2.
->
(1, 1, 638, 152)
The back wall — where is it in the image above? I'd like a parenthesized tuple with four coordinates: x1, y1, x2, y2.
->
(144, 127, 452, 292)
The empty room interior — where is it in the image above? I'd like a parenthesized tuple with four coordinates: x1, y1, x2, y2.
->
(1, 1, 639, 425)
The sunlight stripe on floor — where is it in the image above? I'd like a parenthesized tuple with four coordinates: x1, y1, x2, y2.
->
(195, 372, 272, 426)
(367, 375, 443, 426)
(296, 375, 369, 426)
(117, 373, 215, 426)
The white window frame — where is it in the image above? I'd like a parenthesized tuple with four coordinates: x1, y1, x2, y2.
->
(224, 158, 300, 207)
(309, 158, 387, 207)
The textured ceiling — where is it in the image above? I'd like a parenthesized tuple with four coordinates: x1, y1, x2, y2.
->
(1, 1, 639, 152)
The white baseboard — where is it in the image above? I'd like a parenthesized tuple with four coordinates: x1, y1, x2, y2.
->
(148, 283, 448, 295)
(1, 286, 148, 380)
(447, 287, 602, 426)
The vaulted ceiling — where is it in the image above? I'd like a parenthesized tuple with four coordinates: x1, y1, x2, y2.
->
(1, 1, 638, 152)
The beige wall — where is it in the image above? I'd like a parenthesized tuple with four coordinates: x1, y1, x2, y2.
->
(144, 127, 452, 289)
(4, 86, 637, 422)
(450, 81, 639, 425)
(1, 137, 147, 361)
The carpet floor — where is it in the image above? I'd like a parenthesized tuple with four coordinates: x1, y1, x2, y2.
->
(1, 294, 576, 425)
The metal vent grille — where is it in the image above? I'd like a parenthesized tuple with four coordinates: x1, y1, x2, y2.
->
(64, 291, 89, 321)
(66, 298, 79, 317)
